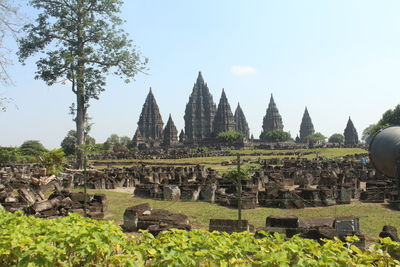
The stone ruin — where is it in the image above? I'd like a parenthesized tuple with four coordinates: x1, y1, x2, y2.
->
(123, 203, 191, 235)
(52, 154, 394, 210)
(0, 165, 107, 219)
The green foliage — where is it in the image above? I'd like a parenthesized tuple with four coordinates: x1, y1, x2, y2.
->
(37, 149, 65, 175)
(223, 167, 251, 181)
(364, 105, 400, 141)
(217, 131, 244, 145)
(18, 0, 147, 168)
(61, 130, 96, 155)
(104, 134, 132, 152)
(328, 133, 344, 144)
(19, 140, 47, 157)
(0, 146, 20, 164)
(1, 210, 399, 266)
(260, 130, 292, 142)
(306, 132, 326, 144)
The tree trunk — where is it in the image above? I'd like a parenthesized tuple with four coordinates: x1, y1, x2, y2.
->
(75, 91, 85, 169)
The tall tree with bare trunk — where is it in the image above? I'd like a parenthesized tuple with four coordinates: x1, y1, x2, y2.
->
(18, 0, 147, 168)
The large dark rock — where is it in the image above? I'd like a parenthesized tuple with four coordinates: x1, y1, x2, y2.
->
(379, 225, 399, 241)
(266, 215, 299, 228)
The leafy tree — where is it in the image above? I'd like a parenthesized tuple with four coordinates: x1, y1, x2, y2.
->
(18, 0, 147, 168)
(0, 146, 20, 164)
(217, 131, 244, 145)
(362, 105, 400, 141)
(223, 168, 251, 182)
(38, 149, 65, 175)
(328, 133, 344, 144)
(19, 140, 47, 157)
(306, 133, 326, 144)
(103, 134, 132, 152)
(260, 130, 291, 142)
(61, 130, 95, 155)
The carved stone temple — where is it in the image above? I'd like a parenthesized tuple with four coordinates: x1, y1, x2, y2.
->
(163, 114, 179, 146)
(344, 117, 359, 146)
(234, 103, 250, 139)
(184, 72, 216, 143)
(212, 89, 236, 136)
(262, 94, 284, 133)
(299, 107, 315, 143)
(136, 88, 164, 145)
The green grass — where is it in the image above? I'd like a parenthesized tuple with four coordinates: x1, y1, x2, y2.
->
(90, 148, 368, 173)
(86, 189, 398, 242)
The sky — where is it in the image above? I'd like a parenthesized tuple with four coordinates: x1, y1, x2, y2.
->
(1, 0, 400, 148)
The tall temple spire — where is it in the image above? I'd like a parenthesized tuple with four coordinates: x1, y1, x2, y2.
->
(234, 103, 250, 139)
(262, 93, 284, 132)
(136, 88, 164, 142)
(344, 116, 359, 146)
(184, 71, 216, 143)
(163, 114, 178, 146)
(299, 107, 315, 143)
(213, 89, 236, 135)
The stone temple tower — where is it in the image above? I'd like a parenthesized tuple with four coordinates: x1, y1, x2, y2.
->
(344, 117, 359, 146)
(136, 88, 164, 143)
(184, 72, 216, 143)
(262, 94, 284, 132)
(299, 107, 315, 143)
(163, 114, 178, 146)
(234, 103, 250, 139)
(212, 89, 236, 136)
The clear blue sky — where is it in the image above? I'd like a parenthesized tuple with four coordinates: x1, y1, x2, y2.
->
(1, 0, 399, 148)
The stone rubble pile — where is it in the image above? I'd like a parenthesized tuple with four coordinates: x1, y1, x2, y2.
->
(123, 203, 191, 235)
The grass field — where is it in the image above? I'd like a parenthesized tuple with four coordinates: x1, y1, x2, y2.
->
(91, 147, 367, 172)
(87, 189, 399, 242)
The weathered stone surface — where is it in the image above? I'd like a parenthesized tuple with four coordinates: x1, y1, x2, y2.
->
(262, 94, 284, 134)
(212, 89, 236, 136)
(163, 114, 178, 146)
(123, 203, 152, 232)
(234, 103, 250, 139)
(136, 88, 164, 143)
(344, 117, 359, 146)
(163, 185, 181, 201)
(184, 72, 216, 143)
(299, 107, 315, 143)
(266, 215, 299, 228)
(201, 183, 217, 203)
(379, 225, 399, 241)
(209, 219, 251, 233)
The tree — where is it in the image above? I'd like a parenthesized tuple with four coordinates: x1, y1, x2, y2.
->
(306, 132, 326, 144)
(61, 130, 95, 155)
(103, 134, 131, 152)
(18, 0, 147, 168)
(38, 148, 65, 175)
(20, 140, 47, 157)
(260, 130, 291, 142)
(217, 131, 244, 145)
(0, 146, 20, 164)
(328, 133, 344, 144)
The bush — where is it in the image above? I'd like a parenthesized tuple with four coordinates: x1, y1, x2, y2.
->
(1, 210, 399, 266)
(328, 133, 344, 144)
(217, 131, 244, 145)
(260, 130, 291, 142)
(37, 149, 65, 175)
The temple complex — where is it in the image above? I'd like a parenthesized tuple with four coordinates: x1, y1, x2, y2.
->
(136, 88, 164, 144)
(344, 117, 359, 146)
(299, 107, 315, 143)
(234, 103, 250, 139)
(212, 89, 236, 136)
(184, 72, 216, 143)
(130, 71, 361, 149)
(262, 94, 284, 133)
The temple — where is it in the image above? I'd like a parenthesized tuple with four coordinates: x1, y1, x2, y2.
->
(234, 103, 250, 139)
(136, 88, 164, 145)
(184, 72, 216, 144)
(163, 114, 178, 146)
(212, 89, 236, 136)
(262, 94, 284, 132)
(344, 117, 359, 146)
(299, 107, 315, 143)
